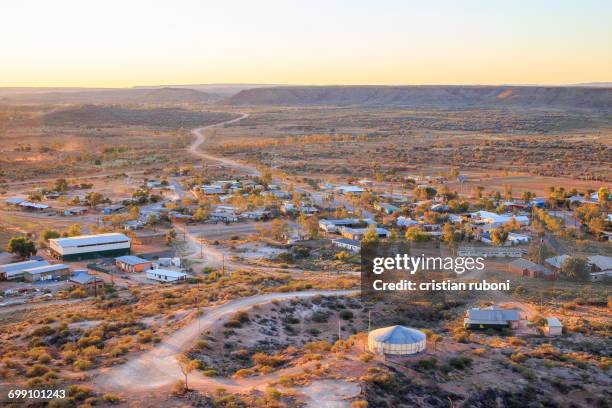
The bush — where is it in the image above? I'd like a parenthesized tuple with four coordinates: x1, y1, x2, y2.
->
(449, 356, 472, 370)
(26, 364, 49, 378)
(172, 380, 186, 395)
(352, 401, 368, 408)
(359, 353, 374, 362)
(73, 359, 93, 371)
(339, 310, 354, 320)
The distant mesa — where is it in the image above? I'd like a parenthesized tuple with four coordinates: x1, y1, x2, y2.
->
(227, 85, 612, 110)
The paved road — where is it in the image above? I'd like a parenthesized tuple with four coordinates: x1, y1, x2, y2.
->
(95, 290, 355, 393)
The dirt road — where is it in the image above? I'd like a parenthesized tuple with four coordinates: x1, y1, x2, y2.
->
(189, 113, 259, 176)
(95, 290, 355, 393)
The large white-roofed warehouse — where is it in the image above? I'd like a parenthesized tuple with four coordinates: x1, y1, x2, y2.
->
(49, 233, 131, 260)
(367, 325, 427, 355)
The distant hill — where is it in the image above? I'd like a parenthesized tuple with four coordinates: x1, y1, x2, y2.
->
(1, 87, 218, 104)
(42, 105, 236, 128)
(227, 85, 612, 110)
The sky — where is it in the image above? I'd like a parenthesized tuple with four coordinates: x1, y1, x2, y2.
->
(1, 0, 610, 87)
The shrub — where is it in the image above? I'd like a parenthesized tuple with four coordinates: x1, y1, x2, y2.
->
(339, 310, 354, 320)
(26, 364, 49, 378)
(352, 401, 368, 408)
(449, 356, 472, 370)
(359, 353, 374, 362)
(73, 359, 93, 371)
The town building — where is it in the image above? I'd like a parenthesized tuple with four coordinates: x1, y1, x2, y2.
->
(374, 202, 401, 215)
(464, 307, 520, 330)
(508, 258, 555, 280)
(23, 264, 71, 282)
(331, 238, 361, 253)
(146, 269, 188, 283)
(544, 254, 570, 270)
(319, 218, 375, 233)
(341, 227, 389, 241)
(335, 185, 365, 195)
(543, 317, 563, 337)
(0, 260, 49, 280)
(69, 272, 105, 294)
(471, 211, 530, 227)
(49, 233, 131, 260)
(115, 255, 152, 273)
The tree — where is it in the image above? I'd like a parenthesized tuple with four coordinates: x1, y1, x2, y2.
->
(490, 228, 508, 246)
(597, 187, 609, 209)
(588, 217, 606, 240)
(166, 229, 177, 246)
(176, 354, 198, 391)
(128, 206, 140, 221)
(475, 186, 484, 199)
(414, 186, 437, 200)
(41, 229, 60, 243)
(269, 219, 288, 241)
(85, 192, 104, 208)
(7, 236, 36, 259)
(54, 178, 69, 192)
(559, 257, 589, 281)
(193, 207, 209, 222)
(405, 226, 430, 242)
(65, 224, 81, 237)
(361, 225, 380, 245)
(441, 223, 459, 246)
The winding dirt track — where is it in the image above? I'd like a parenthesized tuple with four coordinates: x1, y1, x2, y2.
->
(95, 290, 355, 392)
(188, 113, 259, 176)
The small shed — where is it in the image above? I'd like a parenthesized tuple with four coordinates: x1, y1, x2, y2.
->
(544, 317, 563, 337)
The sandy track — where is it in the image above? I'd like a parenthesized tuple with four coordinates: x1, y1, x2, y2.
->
(95, 290, 355, 393)
(189, 113, 259, 176)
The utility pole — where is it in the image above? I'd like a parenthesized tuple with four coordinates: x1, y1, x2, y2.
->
(338, 319, 341, 341)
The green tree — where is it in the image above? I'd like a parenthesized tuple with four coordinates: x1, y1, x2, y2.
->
(361, 225, 380, 245)
(85, 192, 104, 208)
(405, 226, 431, 242)
(54, 178, 69, 192)
(597, 187, 609, 208)
(65, 224, 81, 237)
(490, 228, 508, 246)
(559, 257, 589, 281)
(41, 229, 60, 243)
(7, 236, 36, 259)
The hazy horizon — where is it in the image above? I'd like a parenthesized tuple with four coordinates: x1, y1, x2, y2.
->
(1, 0, 611, 88)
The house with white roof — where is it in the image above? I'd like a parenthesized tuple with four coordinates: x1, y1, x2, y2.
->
(471, 211, 530, 227)
(146, 269, 187, 283)
(335, 185, 365, 195)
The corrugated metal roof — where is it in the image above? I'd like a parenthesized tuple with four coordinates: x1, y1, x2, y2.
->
(24, 264, 69, 274)
(466, 308, 520, 323)
(51, 233, 130, 248)
(588, 255, 612, 271)
(370, 325, 426, 344)
(116, 255, 149, 265)
(546, 317, 562, 327)
(0, 260, 49, 273)
(70, 272, 103, 284)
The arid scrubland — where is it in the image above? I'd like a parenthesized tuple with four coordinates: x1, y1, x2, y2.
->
(211, 107, 612, 185)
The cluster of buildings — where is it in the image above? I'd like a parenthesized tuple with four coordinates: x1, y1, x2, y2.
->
(0, 232, 188, 291)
